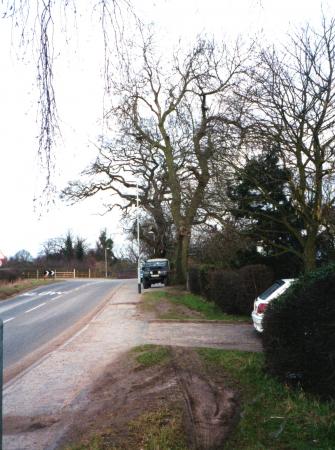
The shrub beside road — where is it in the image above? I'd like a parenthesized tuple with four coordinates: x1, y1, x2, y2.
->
(263, 263, 335, 400)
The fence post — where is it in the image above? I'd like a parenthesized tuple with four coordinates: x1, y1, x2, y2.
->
(73, 269, 76, 279)
(36, 269, 39, 280)
(89, 268, 91, 278)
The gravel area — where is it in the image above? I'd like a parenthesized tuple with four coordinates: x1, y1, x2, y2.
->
(146, 321, 262, 352)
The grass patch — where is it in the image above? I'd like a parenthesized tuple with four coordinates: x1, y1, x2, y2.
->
(132, 345, 171, 368)
(129, 407, 187, 450)
(0, 279, 59, 300)
(65, 407, 187, 450)
(144, 290, 249, 322)
(65, 436, 104, 450)
(198, 348, 335, 449)
(131, 344, 158, 353)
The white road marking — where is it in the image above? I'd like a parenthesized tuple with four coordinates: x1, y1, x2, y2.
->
(24, 303, 46, 313)
(20, 290, 65, 298)
(4, 317, 15, 323)
(38, 291, 65, 296)
(48, 295, 63, 301)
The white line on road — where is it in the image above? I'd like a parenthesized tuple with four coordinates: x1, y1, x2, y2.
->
(48, 294, 64, 301)
(24, 303, 46, 313)
(3, 317, 15, 323)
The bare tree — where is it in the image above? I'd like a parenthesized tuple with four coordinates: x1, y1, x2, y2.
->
(126, 212, 174, 259)
(38, 237, 64, 258)
(63, 35, 246, 282)
(190, 222, 251, 268)
(2, 0, 133, 190)
(217, 18, 335, 272)
(11, 249, 33, 263)
(62, 129, 173, 258)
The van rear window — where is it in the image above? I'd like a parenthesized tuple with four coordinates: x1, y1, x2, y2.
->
(259, 280, 285, 300)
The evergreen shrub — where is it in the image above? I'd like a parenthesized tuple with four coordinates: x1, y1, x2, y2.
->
(209, 270, 241, 314)
(189, 264, 273, 315)
(199, 265, 215, 300)
(237, 264, 273, 315)
(188, 265, 215, 298)
(188, 267, 201, 295)
(262, 264, 335, 399)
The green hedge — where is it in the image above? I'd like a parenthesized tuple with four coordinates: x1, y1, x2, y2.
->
(237, 264, 273, 315)
(262, 264, 335, 399)
(188, 267, 202, 295)
(210, 270, 241, 314)
(188, 264, 273, 315)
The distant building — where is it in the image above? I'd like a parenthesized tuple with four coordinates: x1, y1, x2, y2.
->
(0, 250, 7, 267)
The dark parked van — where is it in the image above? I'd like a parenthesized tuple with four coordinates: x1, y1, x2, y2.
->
(142, 258, 170, 289)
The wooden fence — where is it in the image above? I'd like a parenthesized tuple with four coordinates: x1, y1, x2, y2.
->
(22, 269, 137, 280)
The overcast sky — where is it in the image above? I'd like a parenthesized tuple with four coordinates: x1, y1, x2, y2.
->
(0, 0, 333, 258)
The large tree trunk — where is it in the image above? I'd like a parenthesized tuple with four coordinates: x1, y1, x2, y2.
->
(174, 229, 191, 284)
(303, 233, 317, 272)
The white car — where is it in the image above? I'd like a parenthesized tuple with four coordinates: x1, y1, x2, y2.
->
(252, 279, 295, 333)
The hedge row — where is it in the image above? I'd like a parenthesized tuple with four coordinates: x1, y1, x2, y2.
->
(188, 264, 273, 315)
(0, 269, 21, 283)
(263, 263, 335, 399)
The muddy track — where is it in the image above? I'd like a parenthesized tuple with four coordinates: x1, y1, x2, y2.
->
(58, 346, 241, 450)
(170, 348, 240, 449)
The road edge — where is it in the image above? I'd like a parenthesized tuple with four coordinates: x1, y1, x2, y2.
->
(3, 281, 124, 388)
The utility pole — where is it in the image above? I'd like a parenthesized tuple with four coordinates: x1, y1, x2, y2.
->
(105, 247, 110, 278)
(137, 182, 141, 294)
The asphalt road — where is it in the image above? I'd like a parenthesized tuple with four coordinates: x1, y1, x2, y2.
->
(0, 279, 123, 369)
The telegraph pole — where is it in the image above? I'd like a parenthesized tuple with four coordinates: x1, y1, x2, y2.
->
(137, 182, 141, 294)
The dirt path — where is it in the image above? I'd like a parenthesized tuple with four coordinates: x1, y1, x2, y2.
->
(3, 280, 261, 449)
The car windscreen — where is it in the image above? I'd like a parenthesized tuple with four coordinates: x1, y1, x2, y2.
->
(258, 280, 285, 300)
(144, 261, 168, 269)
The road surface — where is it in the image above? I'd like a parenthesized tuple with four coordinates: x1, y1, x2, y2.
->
(0, 279, 122, 369)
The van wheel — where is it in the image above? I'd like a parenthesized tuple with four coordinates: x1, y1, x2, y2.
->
(143, 280, 150, 289)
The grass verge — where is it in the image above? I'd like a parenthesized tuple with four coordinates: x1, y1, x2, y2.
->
(198, 349, 335, 449)
(66, 407, 187, 450)
(143, 290, 249, 322)
(128, 407, 187, 450)
(65, 347, 335, 449)
(0, 279, 59, 300)
(131, 344, 171, 368)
